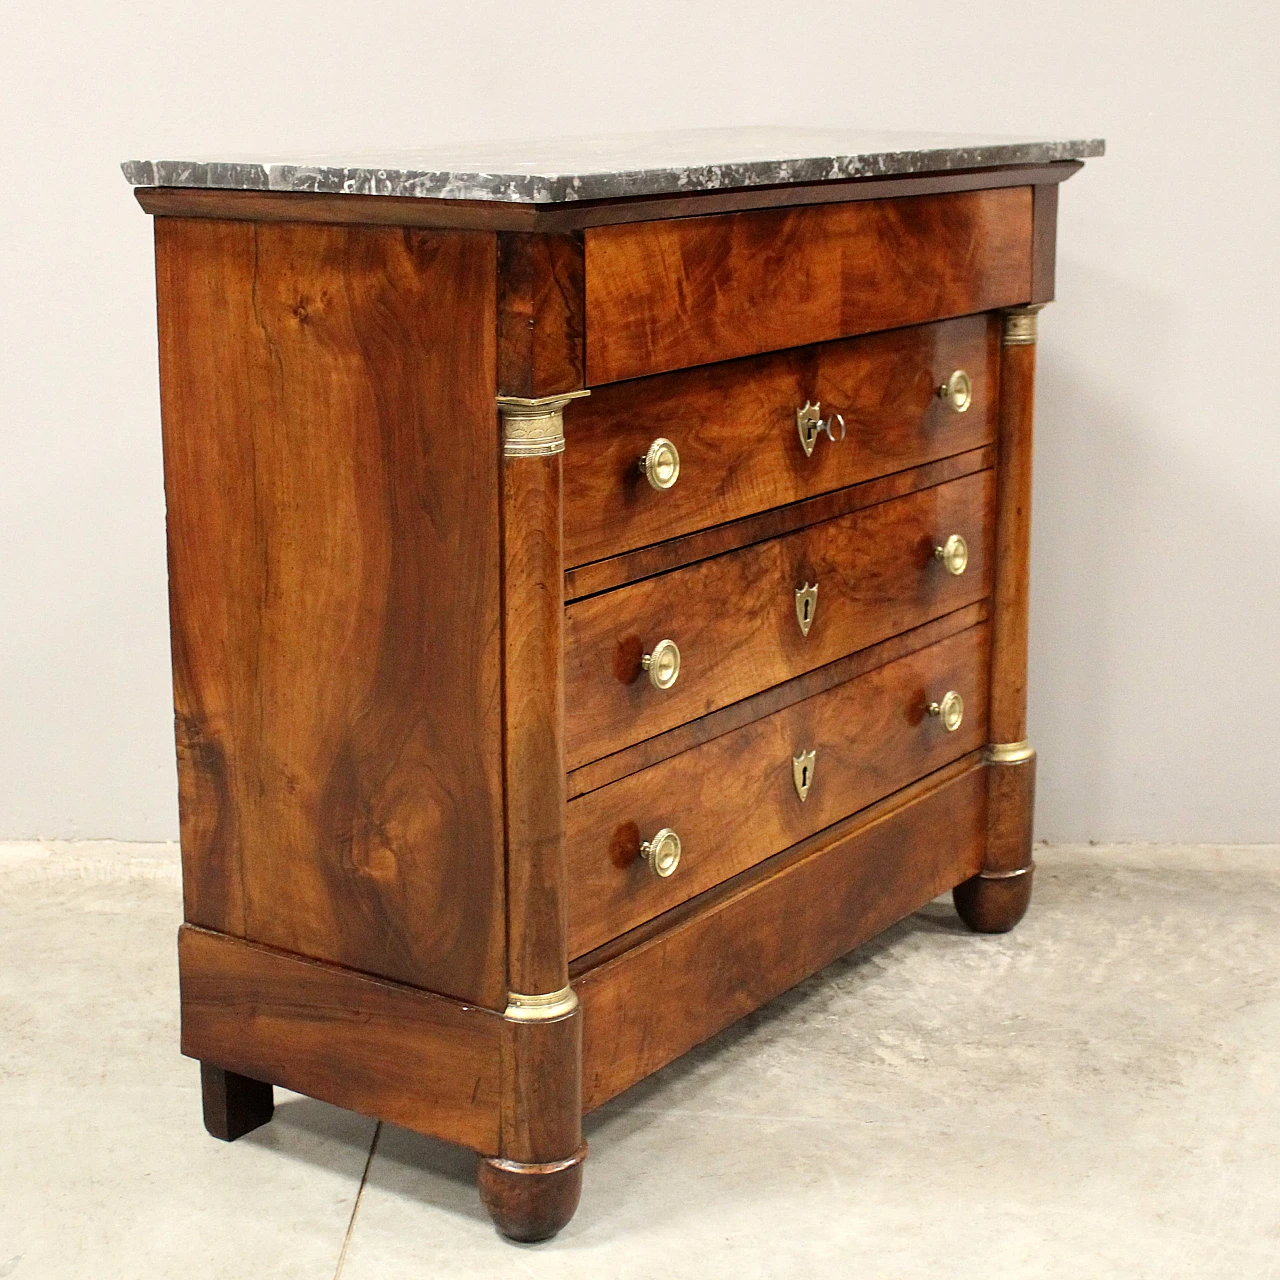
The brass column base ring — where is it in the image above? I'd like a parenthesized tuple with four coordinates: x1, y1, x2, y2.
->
(985, 739, 1035, 764)
(503, 985, 579, 1023)
(977, 861, 1035, 881)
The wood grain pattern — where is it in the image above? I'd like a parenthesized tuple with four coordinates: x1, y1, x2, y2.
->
(155, 218, 506, 1006)
(497, 232, 585, 396)
(179, 925, 503, 1153)
(495, 244, 586, 1187)
(570, 752, 981, 974)
(500, 1013, 581, 1164)
(963, 307, 1042, 933)
(565, 470, 995, 768)
(134, 161, 1082, 234)
(988, 320, 1038, 743)
(566, 602, 989, 799)
(986, 753, 1037, 874)
(130, 149, 1089, 1233)
(953, 864, 1034, 933)
(574, 759, 988, 1109)
(584, 188, 1032, 382)
(565, 623, 990, 957)
(565, 316, 999, 568)
(500, 453, 572, 1000)
(478, 1149, 586, 1242)
(565, 447, 993, 602)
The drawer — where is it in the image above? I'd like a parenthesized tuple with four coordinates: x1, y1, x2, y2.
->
(574, 761, 987, 1108)
(564, 315, 997, 568)
(565, 622, 990, 958)
(583, 187, 1032, 382)
(565, 468, 994, 769)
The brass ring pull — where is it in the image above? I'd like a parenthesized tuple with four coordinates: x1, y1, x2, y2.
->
(927, 690, 964, 732)
(796, 401, 846, 458)
(638, 438, 680, 490)
(937, 370, 973, 413)
(640, 827, 682, 878)
(934, 534, 969, 576)
(641, 638, 681, 690)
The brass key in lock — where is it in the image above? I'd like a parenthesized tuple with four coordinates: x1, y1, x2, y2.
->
(796, 402, 846, 458)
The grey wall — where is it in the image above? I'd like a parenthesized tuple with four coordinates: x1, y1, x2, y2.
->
(3, 1, 1277, 840)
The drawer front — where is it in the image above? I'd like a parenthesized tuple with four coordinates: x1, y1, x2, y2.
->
(565, 469, 994, 769)
(575, 762, 987, 1109)
(564, 315, 997, 568)
(565, 622, 990, 958)
(583, 187, 1032, 383)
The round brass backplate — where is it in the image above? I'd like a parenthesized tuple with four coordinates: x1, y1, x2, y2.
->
(640, 828, 682, 878)
(937, 369, 973, 413)
(934, 534, 969, 576)
(639, 437, 680, 490)
(642, 638, 681, 690)
(928, 690, 965, 732)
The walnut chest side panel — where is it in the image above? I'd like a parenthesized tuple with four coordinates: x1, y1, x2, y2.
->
(155, 218, 508, 1009)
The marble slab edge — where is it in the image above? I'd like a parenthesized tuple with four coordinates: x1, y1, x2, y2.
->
(121, 139, 1104, 205)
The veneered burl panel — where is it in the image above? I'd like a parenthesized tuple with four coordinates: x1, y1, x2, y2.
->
(584, 186, 1032, 382)
(155, 218, 507, 1007)
(575, 760, 988, 1109)
(563, 316, 999, 569)
(564, 470, 995, 768)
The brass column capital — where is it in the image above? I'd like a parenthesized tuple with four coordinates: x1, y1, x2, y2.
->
(497, 390, 590, 458)
(1001, 304, 1046, 346)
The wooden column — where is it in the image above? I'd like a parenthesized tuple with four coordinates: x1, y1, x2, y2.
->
(954, 304, 1042, 934)
(479, 389, 588, 1242)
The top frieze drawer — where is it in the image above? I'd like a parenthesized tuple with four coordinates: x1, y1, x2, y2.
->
(583, 187, 1033, 383)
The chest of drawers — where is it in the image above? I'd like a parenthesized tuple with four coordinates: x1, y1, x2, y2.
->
(126, 128, 1101, 1241)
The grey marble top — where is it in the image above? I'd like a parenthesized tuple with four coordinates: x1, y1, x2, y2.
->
(122, 127, 1104, 205)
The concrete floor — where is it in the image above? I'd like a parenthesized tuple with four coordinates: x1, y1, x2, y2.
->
(2, 841, 1278, 1279)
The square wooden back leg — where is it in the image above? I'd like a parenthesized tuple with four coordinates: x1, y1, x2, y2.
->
(200, 1062, 274, 1142)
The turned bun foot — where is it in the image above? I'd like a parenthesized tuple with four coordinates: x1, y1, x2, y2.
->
(477, 1146, 586, 1242)
(200, 1062, 274, 1141)
(953, 866, 1034, 933)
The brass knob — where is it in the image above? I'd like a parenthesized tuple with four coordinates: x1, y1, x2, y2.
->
(640, 827, 682, 878)
(638, 438, 680, 490)
(937, 369, 973, 413)
(927, 690, 965, 732)
(934, 534, 969, 576)
(641, 638, 681, 690)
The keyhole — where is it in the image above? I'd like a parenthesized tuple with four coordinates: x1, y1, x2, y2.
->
(802, 599, 812, 625)
(801, 764, 810, 789)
